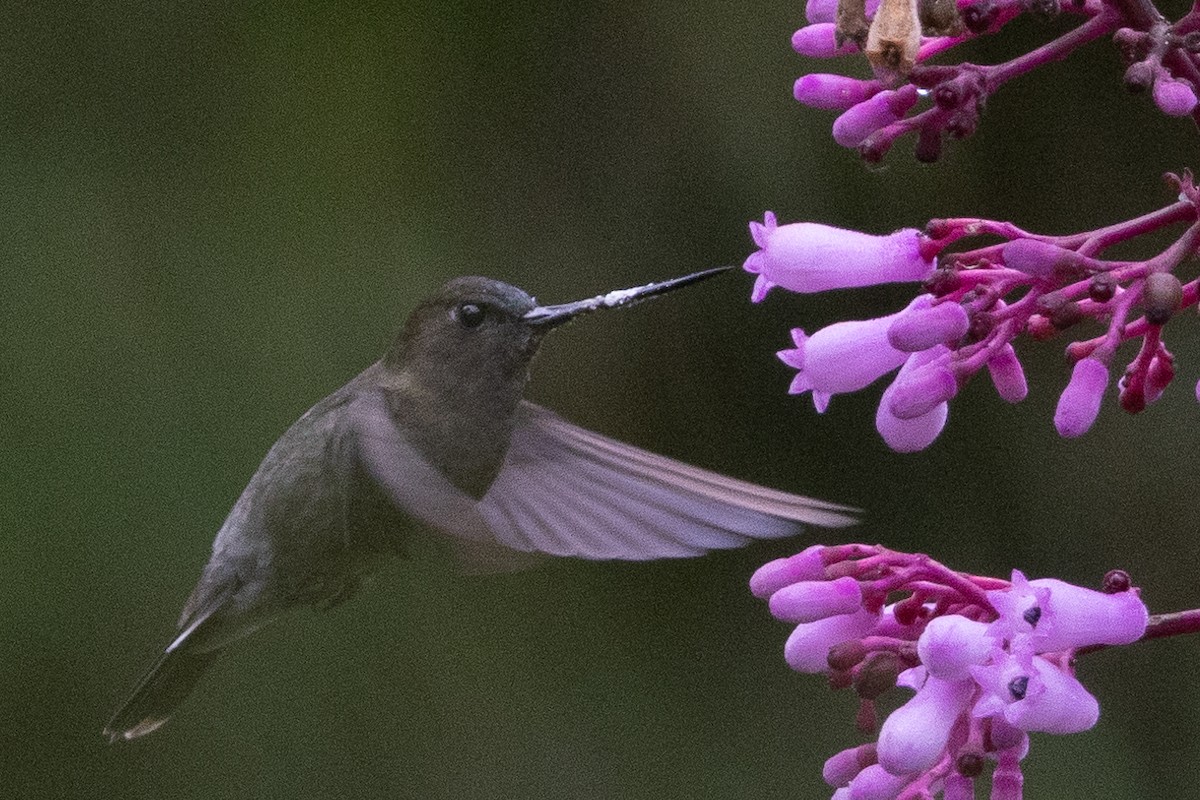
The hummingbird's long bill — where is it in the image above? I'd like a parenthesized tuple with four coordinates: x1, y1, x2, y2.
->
(521, 265, 733, 327)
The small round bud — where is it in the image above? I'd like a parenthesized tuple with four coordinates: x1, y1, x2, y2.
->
(1144, 272, 1183, 325)
(923, 267, 960, 297)
(829, 639, 869, 671)
(1026, 314, 1057, 340)
(934, 82, 961, 110)
(893, 596, 926, 626)
(956, 750, 986, 777)
(1182, 31, 1200, 53)
(854, 651, 901, 700)
(1113, 27, 1148, 61)
(1088, 272, 1117, 303)
(1102, 569, 1132, 593)
(961, 0, 997, 33)
(1124, 61, 1155, 93)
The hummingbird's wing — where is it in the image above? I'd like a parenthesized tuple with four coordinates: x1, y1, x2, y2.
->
(474, 402, 857, 560)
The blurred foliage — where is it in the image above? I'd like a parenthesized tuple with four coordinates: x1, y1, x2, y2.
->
(3, 2, 1198, 798)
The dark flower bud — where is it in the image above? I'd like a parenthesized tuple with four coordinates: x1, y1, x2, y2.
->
(829, 639, 869, 671)
(923, 267, 961, 296)
(961, 0, 997, 33)
(919, 0, 965, 35)
(1088, 272, 1117, 302)
(1113, 27, 1149, 61)
(934, 82, 961, 110)
(1144, 272, 1182, 325)
(893, 595, 926, 626)
(854, 651, 900, 699)
(1102, 569, 1132, 593)
(1124, 61, 1155, 93)
(1181, 31, 1200, 53)
(915, 125, 943, 163)
(956, 750, 986, 777)
(836, 0, 871, 48)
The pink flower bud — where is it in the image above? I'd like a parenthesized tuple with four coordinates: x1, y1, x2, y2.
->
(1001, 239, 1082, 279)
(794, 74, 881, 110)
(886, 297, 969, 351)
(877, 675, 974, 774)
(1053, 358, 1109, 438)
(792, 24, 859, 57)
(785, 609, 879, 673)
(745, 211, 933, 300)
(1153, 76, 1198, 116)
(769, 576, 864, 622)
(749, 545, 827, 599)
(987, 343, 1028, 403)
(832, 86, 918, 147)
(917, 616, 994, 681)
(847, 764, 911, 800)
(887, 362, 957, 419)
(876, 348, 950, 452)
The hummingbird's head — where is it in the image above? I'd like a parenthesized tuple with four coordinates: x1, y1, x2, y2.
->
(386, 277, 545, 386)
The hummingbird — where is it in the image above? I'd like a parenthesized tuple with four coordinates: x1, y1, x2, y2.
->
(104, 266, 856, 742)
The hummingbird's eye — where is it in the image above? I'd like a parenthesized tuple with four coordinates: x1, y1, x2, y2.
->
(455, 302, 486, 329)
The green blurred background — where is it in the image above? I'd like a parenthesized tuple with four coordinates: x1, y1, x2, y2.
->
(4, 2, 1199, 798)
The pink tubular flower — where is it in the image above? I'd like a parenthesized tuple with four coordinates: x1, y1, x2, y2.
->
(917, 616, 993, 681)
(744, 212, 933, 300)
(777, 301, 923, 412)
(753, 545, 1155, 797)
(1054, 357, 1110, 438)
(877, 673, 974, 774)
(876, 347, 951, 452)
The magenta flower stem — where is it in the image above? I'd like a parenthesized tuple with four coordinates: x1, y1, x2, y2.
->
(984, 9, 1122, 88)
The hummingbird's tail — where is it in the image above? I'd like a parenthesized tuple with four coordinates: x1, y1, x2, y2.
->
(103, 646, 220, 742)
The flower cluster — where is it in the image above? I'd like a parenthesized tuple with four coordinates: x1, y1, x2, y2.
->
(751, 544, 1149, 799)
(790, 0, 1200, 161)
(745, 172, 1200, 450)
